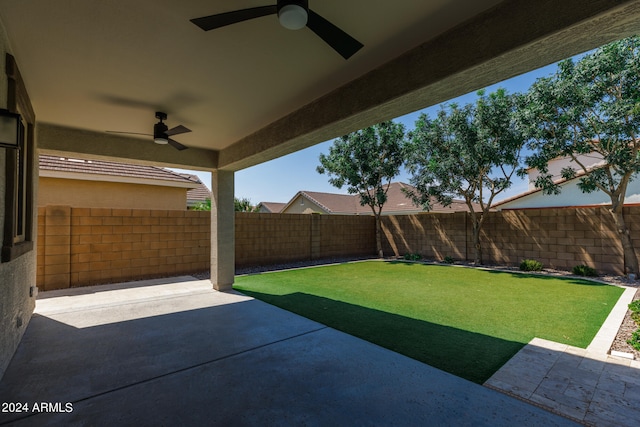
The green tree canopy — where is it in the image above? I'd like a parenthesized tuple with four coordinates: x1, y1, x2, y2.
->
(191, 199, 211, 211)
(404, 88, 524, 264)
(234, 197, 258, 212)
(191, 197, 258, 212)
(317, 121, 406, 257)
(516, 35, 640, 274)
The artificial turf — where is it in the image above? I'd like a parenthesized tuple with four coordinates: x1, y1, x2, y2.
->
(233, 261, 624, 383)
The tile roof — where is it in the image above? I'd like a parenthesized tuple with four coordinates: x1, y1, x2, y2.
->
(281, 182, 475, 214)
(178, 173, 212, 202)
(298, 191, 362, 214)
(39, 155, 199, 185)
(258, 202, 287, 213)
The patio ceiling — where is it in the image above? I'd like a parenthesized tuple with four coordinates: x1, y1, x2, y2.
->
(2, 0, 640, 171)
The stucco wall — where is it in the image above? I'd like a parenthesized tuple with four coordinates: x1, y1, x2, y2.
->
(498, 178, 640, 209)
(0, 20, 37, 380)
(527, 154, 606, 190)
(39, 177, 188, 210)
(281, 195, 325, 214)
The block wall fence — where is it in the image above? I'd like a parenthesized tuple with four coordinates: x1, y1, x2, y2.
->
(381, 206, 640, 275)
(36, 207, 376, 290)
(37, 206, 211, 291)
(37, 205, 640, 290)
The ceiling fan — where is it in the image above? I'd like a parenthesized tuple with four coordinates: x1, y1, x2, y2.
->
(107, 112, 190, 151)
(190, 0, 363, 60)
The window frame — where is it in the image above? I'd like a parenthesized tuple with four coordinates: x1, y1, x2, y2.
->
(2, 53, 35, 262)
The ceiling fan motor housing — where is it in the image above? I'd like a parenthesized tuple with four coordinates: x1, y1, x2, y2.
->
(277, 0, 308, 30)
(153, 114, 169, 144)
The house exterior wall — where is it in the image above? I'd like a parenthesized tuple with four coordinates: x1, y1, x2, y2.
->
(527, 153, 605, 190)
(281, 195, 327, 214)
(498, 179, 640, 209)
(38, 177, 188, 210)
(0, 24, 37, 380)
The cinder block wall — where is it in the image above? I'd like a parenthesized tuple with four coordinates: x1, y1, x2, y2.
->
(382, 212, 467, 261)
(235, 213, 376, 268)
(313, 214, 376, 259)
(37, 209, 377, 289)
(381, 206, 639, 275)
(37, 207, 210, 290)
(38, 205, 640, 288)
(235, 213, 312, 267)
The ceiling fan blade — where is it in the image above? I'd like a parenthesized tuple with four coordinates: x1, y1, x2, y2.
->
(168, 138, 188, 151)
(191, 5, 278, 31)
(306, 10, 363, 60)
(106, 131, 152, 137)
(165, 125, 191, 137)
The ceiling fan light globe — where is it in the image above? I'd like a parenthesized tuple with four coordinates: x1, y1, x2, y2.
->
(278, 4, 307, 30)
(154, 137, 169, 145)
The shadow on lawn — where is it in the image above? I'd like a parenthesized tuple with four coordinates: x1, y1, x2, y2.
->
(238, 289, 523, 384)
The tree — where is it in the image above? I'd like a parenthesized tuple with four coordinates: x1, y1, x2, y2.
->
(192, 199, 211, 211)
(234, 197, 259, 212)
(191, 197, 258, 212)
(317, 121, 406, 258)
(404, 89, 524, 264)
(516, 36, 640, 275)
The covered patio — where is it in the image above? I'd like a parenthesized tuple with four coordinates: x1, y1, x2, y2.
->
(0, 276, 577, 425)
(3, 0, 640, 421)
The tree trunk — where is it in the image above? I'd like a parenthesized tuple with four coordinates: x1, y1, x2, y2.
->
(609, 208, 639, 275)
(472, 218, 483, 265)
(375, 213, 383, 258)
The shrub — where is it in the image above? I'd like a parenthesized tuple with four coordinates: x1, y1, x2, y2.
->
(627, 329, 640, 352)
(629, 300, 640, 313)
(520, 259, 543, 272)
(572, 265, 598, 277)
(632, 311, 640, 325)
(403, 253, 421, 261)
(442, 256, 455, 264)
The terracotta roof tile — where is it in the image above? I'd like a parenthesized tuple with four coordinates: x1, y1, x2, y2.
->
(300, 191, 360, 214)
(280, 182, 475, 214)
(179, 173, 212, 202)
(259, 202, 287, 213)
(39, 155, 197, 184)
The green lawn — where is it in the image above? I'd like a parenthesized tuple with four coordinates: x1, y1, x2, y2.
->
(233, 261, 624, 383)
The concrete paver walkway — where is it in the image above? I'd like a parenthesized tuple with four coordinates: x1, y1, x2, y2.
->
(0, 276, 577, 426)
(486, 286, 640, 427)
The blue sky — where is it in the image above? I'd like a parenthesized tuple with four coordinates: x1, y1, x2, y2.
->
(172, 61, 564, 205)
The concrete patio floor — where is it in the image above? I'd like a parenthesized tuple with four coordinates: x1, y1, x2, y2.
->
(0, 276, 582, 426)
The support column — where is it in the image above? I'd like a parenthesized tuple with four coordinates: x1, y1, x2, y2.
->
(210, 170, 235, 291)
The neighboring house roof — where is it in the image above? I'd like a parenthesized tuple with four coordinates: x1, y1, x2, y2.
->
(39, 155, 200, 189)
(294, 191, 362, 214)
(278, 182, 474, 215)
(257, 202, 287, 213)
(178, 173, 212, 208)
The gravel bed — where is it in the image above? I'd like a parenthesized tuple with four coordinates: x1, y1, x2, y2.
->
(610, 288, 640, 359)
(192, 257, 640, 359)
